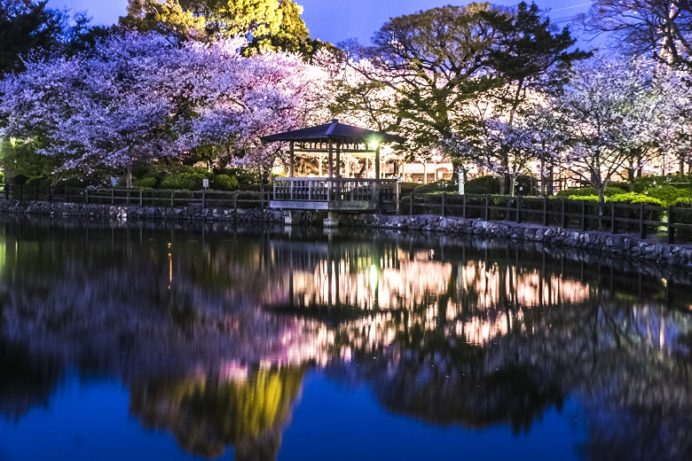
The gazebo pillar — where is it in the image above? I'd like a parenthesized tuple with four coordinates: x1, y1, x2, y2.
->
(289, 141, 294, 177)
(336, 143, 341, 178)
(375, 145, 381, 179)
(328, 141, 334, 178)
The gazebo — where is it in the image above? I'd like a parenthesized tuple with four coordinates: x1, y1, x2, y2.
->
(262, 119, 405, 225)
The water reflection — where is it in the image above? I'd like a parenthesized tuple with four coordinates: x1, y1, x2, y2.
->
(0, 219, 690, 460)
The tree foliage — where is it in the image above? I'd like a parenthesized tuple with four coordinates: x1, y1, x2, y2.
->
(585, 0, 692, 71)
(123, 0, 316, 54)
(0, 0, 66, 75)
(337, 1, 588, 175)
(0, 32, 327, 186)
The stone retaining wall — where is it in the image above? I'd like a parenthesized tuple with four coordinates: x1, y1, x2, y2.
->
(0, 200, 286, 223)
(340, 214, 692, 269)
(1, 200, 690, 269)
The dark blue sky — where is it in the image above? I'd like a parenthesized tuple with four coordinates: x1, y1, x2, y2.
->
(48, 0, 591, 43)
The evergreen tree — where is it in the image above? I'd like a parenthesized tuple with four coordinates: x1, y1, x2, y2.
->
(123, 0, 315, 54)
(0, 0, 65, 75)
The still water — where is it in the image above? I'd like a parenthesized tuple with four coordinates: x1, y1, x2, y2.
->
(0, 218, 690, 461)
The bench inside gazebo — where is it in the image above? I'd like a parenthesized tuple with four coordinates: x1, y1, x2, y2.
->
(262, 119, 405, 224)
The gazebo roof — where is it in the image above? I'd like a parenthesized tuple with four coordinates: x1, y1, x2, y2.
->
(261, 119, 405, 144)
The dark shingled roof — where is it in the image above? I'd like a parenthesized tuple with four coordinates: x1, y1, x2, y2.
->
(261, 119, 405, 144)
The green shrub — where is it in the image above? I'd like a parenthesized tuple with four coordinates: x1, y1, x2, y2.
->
(465, 175, 501, 194)
(673, 197, 692, 207)
(644, 185, 692, 206)
(213, 174, 239, 191)
(399, 182, 417, 195)
(565, 194, 600, 202)
(609, 193, 664, 207)
(632, 174, 692, 192)
(515, 174, 538, 195)
(609, 181, 632, 192)
(160, 172, 207, 190)
(216, 167, 260, 188)
(415, 180, 456, 194)
(24, 176, 49, 187)
(556, 186, 626, 198)
(133, 177, 158, 189)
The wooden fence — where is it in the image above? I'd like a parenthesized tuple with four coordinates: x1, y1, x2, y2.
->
(2, 185, 691, 244)
(400, 192, 692, 244)
(2, 185, 271, 210)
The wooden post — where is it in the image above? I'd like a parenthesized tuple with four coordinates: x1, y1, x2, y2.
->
(110, 188, 114, 205)
(668, 206, 675, 243)
(409, 191, 414, 215)
(639, 203, 646, 239)
(19, 185, 23, 202)
(581, 201, 587, 231)
(441, 193, 446, 217)
(234, 191, 238, 211)
(336, 143, 341, 178)
(560, 198, 566, 228)
(170, 190, 174, 207)
(47, 186, 52, 203)
(610, 203, 616, 234)
(515, 196, 521, 223)
(289, 141, 295, 177)
(328, 140, 334, 178)
(202, 189, 206, 209)
(484, 195, 489, 220)
(85, 188, 89, 205)
(375, 145, 381, 180)
(462, 194, 467, 219)
(542, 197, 548, 226)
(396, 181, 401, 214)
(139, 188, 143, 207)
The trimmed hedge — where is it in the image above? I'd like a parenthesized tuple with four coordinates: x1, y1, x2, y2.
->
(643, 185, 692, 206)
(133, 177, 158, 189)
(556, 186, 626, 198)
(466, 176, 501, 195)
(213, 174, 239, 191)
(160, 172, 208, 190)
(631, 174, 692, 193)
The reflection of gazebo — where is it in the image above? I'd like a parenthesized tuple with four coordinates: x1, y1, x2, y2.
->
(261, 119, 404, 222)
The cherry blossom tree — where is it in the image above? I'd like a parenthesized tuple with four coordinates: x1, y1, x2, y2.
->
(656, 68, 692, 174)
(0, 33, 198, 186)
(0, 32, 328, 186)
(556, 56, 660, 203)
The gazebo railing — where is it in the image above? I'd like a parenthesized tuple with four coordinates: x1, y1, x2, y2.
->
(273, 178, 399, 204)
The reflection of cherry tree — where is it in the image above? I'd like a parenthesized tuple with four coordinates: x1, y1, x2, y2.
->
(0, 222, 691, 460)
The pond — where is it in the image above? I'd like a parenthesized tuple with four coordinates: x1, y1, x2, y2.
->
(0, 218, 690, 461)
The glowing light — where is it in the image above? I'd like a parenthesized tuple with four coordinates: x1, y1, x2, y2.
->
(367, 136, 381, 150)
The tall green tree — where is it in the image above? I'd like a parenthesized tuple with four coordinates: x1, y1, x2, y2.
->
(0, 0, 65, 76)
(123, 0, 315, 54)
(485, 1, 590, 192)
(338, 2, 588, 186)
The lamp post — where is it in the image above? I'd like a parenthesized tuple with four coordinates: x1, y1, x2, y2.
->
(458, 166, 465, 195)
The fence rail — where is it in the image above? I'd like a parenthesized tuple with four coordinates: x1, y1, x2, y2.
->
(2, 185, 691, 244)
(399, 192, 692, 244)
(2, 185, 271, 210)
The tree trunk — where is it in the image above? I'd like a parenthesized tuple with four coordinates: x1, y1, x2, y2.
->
(547, 165, 554, 196)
